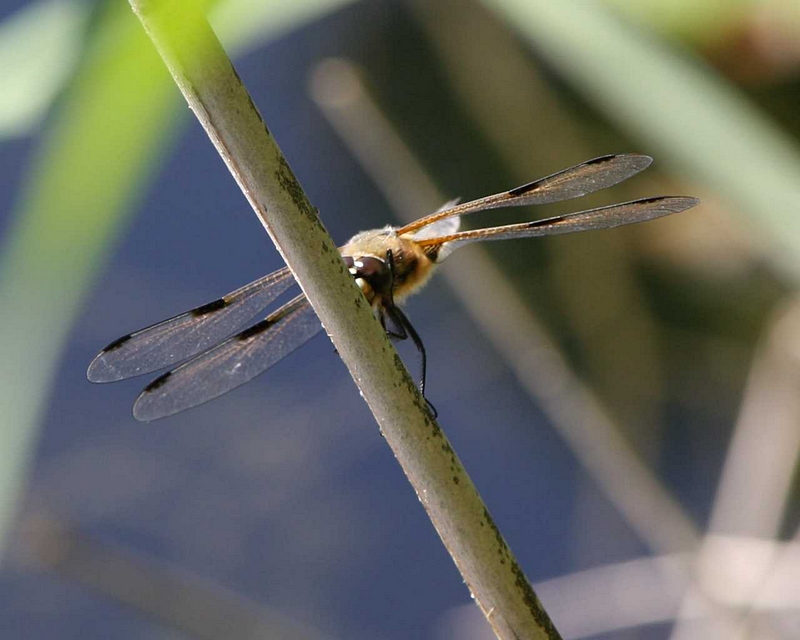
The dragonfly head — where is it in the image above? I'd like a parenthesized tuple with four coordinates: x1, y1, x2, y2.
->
(343, 255, 392, 306)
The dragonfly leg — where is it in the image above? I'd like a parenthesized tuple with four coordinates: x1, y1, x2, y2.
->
(384, 249, 437, 417)
(381, 249, 408, 340)
(380, 312, 408, 340)
(385, 304, 437, 418)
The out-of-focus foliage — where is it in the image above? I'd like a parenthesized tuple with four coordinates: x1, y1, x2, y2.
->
(604, 0, 751, 45)
(487, 0, 800, 282)
(214, 0, 357, 56)
(1, 0, 799, 638)
(0, 0, 88, 137)
(0, 0, 356, 560)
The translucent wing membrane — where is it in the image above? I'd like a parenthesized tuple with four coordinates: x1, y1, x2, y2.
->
(397, 153, 653, 235)
(88, 153, 699, 421)
(87, 267, 295, 383)
(417, 196, 700, 251)
(133, 294, 322, 421)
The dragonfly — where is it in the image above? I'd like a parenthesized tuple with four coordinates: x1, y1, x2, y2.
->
(88, 153, 699, 421)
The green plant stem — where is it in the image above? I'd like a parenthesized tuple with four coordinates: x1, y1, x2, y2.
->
(128, 1, 561, 637)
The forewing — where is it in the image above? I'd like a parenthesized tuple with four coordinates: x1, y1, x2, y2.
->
(409, 199, 461, 241)
(417, 196, 700, 251)
(397, 153, 653, 235)
(132, 294, 322, 421)
(87, 267, 295, 383)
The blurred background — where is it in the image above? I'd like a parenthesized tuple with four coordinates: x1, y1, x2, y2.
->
(1, 0, 799, 638)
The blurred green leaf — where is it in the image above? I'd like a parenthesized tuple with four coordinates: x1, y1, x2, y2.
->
(484, 0, 800, 281)
(212, 0, 357, 56)
(0, 0, 356, 559)
(602, 0, 749, 45)
(0, 0, 88, 138)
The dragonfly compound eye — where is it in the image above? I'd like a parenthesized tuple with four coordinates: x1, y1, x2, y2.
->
(347, 256, 392, 295)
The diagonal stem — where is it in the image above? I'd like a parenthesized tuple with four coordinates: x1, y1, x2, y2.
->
(127, 1, 561, 638)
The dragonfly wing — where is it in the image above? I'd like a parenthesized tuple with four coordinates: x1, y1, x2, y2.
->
(408, 199, 461, 241)
(132, 294, 322, 421)
(87, 267, 295, 383)
(498, 153, 654, 207)
(418, 196, 700, 252)
(397, 153, 653, 235)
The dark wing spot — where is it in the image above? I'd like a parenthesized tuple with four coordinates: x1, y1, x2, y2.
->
(508, 180, 539, 197)
(144, 371, 172, 392)
(636, 196, 665, 204)
(191, 298, 228, 317)
(102, 334, 132, 352)
(237, 318, 273, 341)
(527, 214, 567, 228)
(583, 154, 615, 166)
(510, 154, 618, 196)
